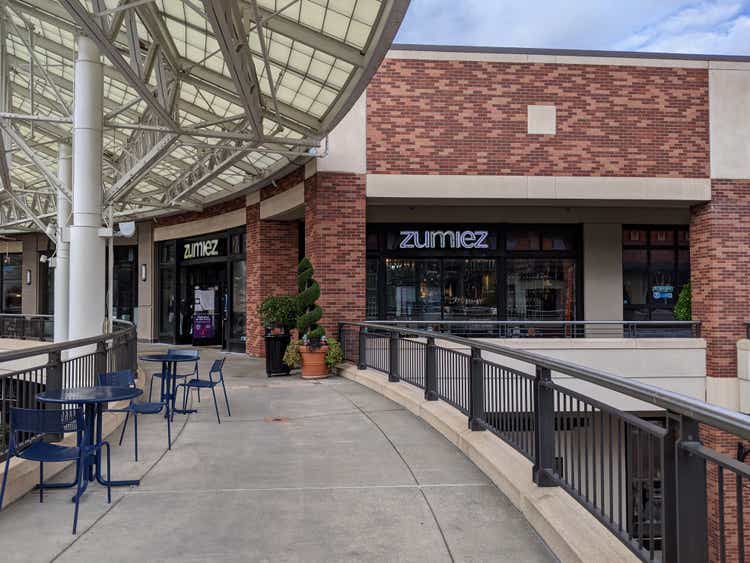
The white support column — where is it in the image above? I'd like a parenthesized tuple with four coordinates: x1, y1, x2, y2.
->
(54, 143, 71, 342)
(68, 35, 105, 340)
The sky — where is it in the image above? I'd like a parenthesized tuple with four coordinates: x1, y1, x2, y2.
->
(394, 0, 750, 55)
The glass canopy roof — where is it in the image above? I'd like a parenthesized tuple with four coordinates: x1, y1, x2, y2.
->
(0, 0, 408, 230)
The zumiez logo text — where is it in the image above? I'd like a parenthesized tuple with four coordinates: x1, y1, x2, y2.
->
(183, 239, 219, 260)
(399, 230, 489, 249)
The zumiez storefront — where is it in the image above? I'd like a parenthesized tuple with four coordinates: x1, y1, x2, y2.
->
(156, 227, 246, 352)
(366, 224, 582, 323)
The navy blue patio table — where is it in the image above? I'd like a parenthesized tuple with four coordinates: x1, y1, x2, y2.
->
(140, 353, 200, 417)
(37, 386, 143, 499)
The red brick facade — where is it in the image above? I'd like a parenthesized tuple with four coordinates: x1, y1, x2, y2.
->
(367, 59, 709, 178)
(304, 172, 366, 336)
(690, 180, 750, 379)
(245, 204, 299, 356)
(155, 196, 245, 227)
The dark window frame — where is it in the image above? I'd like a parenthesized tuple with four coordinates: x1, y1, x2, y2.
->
(622, 225, 690, 322)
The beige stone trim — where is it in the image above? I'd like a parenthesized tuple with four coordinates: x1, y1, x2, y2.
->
(153, 208, 245, 242)
(387, 49, 710, 69)
(367, 174, 711, 202)
(246, 192, 260, 206)
(705, 375, 739, 411)
(259, 182, 304, 220)
(0, 241, 22, 253)
(339, 363, 638, 563)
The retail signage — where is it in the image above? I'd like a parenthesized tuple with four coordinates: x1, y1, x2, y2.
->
(652, 285, 674, 300)
(182, 238, 225, 260)
(399, 230, 490, 250)
(193, 287, 216, 339)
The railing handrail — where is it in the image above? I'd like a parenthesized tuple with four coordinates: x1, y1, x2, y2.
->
(0, 313, 53, 319)
(0, 321, 135, 363)
(343, 320, 750, 441)
(367, 319, 700, 326)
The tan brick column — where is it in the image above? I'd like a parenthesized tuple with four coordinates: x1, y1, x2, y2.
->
(245, 203, 299, 356)
(691, 179, 750, 562)
(304, 172, 366, 336)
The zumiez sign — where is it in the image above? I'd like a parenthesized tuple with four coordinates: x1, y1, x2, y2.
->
(399, 230, 490, 250)
(183, 239, 221, 260)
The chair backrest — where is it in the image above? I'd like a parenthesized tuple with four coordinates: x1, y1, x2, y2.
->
(209, 357, 226, 380)
(9, 407, 82, 435)
(97, 370, 136, 388)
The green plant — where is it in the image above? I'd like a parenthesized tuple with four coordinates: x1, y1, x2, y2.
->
(325, 338, 344, 368)
(674, 282, 692, 321)
(295, 257, 325, 343)
(283, 338, 301, 368)
(258, 295, 298, 329)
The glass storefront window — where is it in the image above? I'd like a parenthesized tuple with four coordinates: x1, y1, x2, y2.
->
(366, 258, 378, 319)
(622, 226, 689, 321)
(506, 230, 540, 251)
(230, 261, 246, 340)
(2, 255, 22, 314)
(158, 267, 176, 339)
(385, 259, 441, 320)
(505, 259, 577, 321)
(442, 259, 497, 320)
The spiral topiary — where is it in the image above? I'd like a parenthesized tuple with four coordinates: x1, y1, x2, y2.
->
(296, 257, 325, 343)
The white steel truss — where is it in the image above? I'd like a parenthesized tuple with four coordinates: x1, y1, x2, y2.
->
(0, 0, 409, 232)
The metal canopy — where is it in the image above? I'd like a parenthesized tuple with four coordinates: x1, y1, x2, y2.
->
(0, 0, 408, 231)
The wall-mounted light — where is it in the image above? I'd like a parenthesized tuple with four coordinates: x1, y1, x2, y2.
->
(25, 269, 31, 285)
(140, 263, 147, 282)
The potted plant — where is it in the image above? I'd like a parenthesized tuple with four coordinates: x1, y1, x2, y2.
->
(258, 295, 298, 376)
(284, 336, 344, 374)
(674, 283, 691, 321)
(293, 257, 329, 379)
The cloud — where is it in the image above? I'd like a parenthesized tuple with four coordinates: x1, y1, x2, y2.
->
(395, 0, 750, 55)
(616, 1, 750, 54)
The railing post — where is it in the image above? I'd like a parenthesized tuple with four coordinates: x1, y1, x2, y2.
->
(388, 331, 400, 382)
(358, 326, 367, 370)
(45, 350, 63, 442)
(468, 347, 485, 431)
(662, 415, 707, 563)
(95, 339, 107, 379)
(424, 336, 438, 401)
(532, 365, 556, 486)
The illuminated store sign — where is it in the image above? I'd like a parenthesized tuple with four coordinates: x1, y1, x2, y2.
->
(399, 230, 490, 250)
(183, 238, 223, 260)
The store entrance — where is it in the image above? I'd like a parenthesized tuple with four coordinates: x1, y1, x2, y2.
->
(177, 263, 227, 347)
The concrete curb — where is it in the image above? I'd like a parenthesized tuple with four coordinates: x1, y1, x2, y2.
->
(338, 363, 638, 563)
(1, 367, 152, 509)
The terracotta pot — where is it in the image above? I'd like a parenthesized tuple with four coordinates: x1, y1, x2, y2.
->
(300, 345, 329, 379)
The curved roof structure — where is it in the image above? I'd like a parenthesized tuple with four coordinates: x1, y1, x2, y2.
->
(0, 0, 408, 230)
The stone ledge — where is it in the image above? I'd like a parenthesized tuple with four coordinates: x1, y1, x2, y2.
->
(338, 363, 638, 563)
(0, 368, 149, 509)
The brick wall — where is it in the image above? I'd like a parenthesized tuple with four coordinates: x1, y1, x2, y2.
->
(154, 196, 245, 227)
(260, 167, 305, 200)
(690, 180, 750, 379)
(304, 172, 366, 336)
(367, 59, 709, 178)
(245, 204, 299, 356)
(691, 180, 750, 562)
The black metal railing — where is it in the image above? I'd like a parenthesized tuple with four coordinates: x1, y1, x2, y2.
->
(365, 320, 701, 339)
(0, 314, 54, 341)
(339, 321, 749, 563)
(0, 320, 137, 458)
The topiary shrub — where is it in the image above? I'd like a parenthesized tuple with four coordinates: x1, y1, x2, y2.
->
(296, 257, 325, 346)
(674, 282, 692, 321)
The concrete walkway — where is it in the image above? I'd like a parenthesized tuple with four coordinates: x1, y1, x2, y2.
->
(0, 345, 555, 562)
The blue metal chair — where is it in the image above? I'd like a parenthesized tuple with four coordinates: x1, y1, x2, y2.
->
(0, 407, 111, 534)
(148, 348, 200, 402)
(97, 370, 171, 461)
(178, 357, 230, 423)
